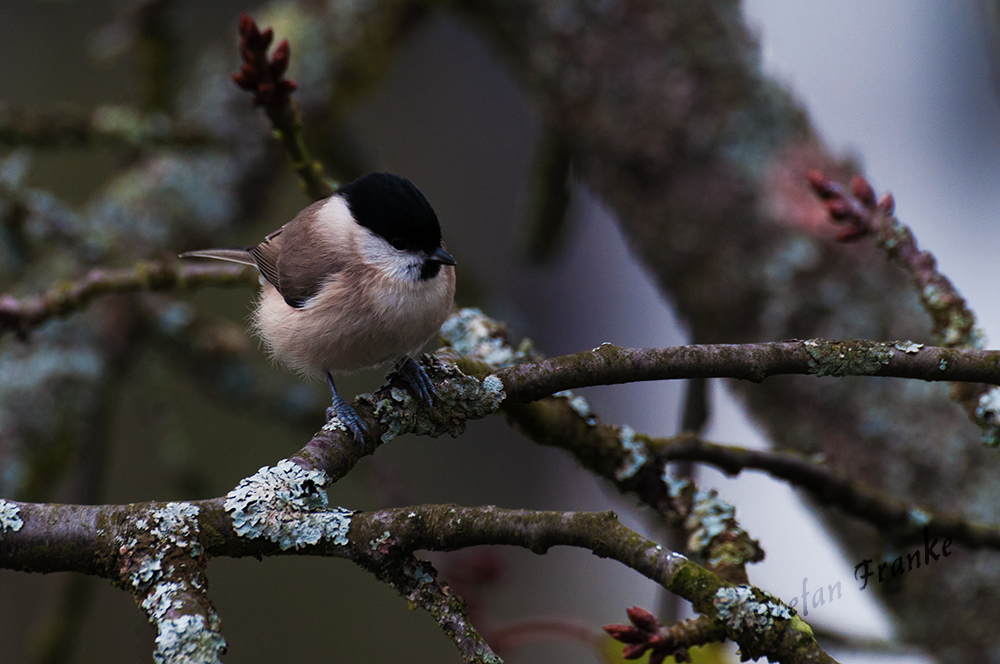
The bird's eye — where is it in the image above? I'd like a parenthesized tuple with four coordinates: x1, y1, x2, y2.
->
(390, 238, 408, 251)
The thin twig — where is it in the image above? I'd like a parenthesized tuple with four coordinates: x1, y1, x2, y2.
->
(605, 611, 726, 664)
(0, 105, 219, 150)
(808, 171, 977, 349)
(808, 171, 998, 444)
(352, 550, 501, 663)
(0, 260, 255, 339)
(233, 13, 335, 200)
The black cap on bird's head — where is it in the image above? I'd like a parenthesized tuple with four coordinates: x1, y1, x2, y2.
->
(338, 173, 455, 267)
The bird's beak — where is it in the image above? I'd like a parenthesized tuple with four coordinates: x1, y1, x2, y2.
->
(430, 247, 457, 266)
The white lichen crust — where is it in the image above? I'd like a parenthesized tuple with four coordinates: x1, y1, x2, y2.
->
(662, 472, 690, 499)
(363, 363, 505, 443)
(117, 502, 226, 664)
(713, 584, 793, 659)
(614, 425, 649, 481)
(124, 502, 204, 589)
(142, 581, 226, 664)
(686, 489, 744, 559)
(0, 499, 23, 540)
(150, 502, 204, 555)
(976, 386, 1000, 448)
(439, 308, 535, 367)
(224, 458, 354, 550)
(553, 390, 598, 426)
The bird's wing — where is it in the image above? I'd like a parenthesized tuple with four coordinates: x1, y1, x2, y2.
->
(253, 199, 346, 309)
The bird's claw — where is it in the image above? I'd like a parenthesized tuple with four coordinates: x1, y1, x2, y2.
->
(325, 372, 368, 448)
(397, 356, 436, 409)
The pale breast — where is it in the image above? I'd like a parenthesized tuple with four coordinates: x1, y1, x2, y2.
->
(251, 263, 455, 378)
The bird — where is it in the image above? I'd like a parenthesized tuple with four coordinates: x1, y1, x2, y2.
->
(181, 172, 457, 443)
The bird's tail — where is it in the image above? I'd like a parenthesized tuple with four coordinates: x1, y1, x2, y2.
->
(179, 248, 256, 266)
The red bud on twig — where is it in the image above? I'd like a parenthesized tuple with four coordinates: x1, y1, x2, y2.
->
(850, 174, 876, 206)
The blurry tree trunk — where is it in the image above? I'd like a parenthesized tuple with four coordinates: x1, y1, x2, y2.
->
(457, 1, 995, 661)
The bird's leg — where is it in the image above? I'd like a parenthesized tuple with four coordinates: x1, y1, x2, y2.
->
(325, 371, 367, 443)
(396, 356, 435, 409)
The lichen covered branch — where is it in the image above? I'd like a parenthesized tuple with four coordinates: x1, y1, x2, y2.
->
(440, 309, 1000, 554)
(346, 506, 835, 664)
(1, 495, 836, 664)
(492, 338, 1000, 404)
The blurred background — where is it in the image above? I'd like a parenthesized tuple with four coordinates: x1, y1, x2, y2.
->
(1, 1, 998, 663)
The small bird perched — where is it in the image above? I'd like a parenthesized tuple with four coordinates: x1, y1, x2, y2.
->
(181, 172, 457, 442)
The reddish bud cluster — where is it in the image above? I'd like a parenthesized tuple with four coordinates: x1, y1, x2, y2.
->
(807, 170, 895, 242)
(603, 607, 691, 664)
(231, 13, 298, 109)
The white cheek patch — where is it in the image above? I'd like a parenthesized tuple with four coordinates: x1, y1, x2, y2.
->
(359, 230, 423, 282)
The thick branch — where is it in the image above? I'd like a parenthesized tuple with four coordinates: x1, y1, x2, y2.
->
(0, 497, 838, 664)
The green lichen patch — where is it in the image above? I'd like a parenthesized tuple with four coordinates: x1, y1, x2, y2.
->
(803, 339, 896, 377)
(553, 390, 597, 426)
(976, 386, 1000, 448)
(0, 499, 23, 540)
(141, 581, 226, 664)
(713, 585, 793, 660)
(372, 387, 418, 443)
(685, 490, 762, 569)
(223, 459, 354, 550)
(893, 341, 923, 354)
(613, 425, 648, 481)
(439, 308, 536, 367)
(366, 360, 506, 443)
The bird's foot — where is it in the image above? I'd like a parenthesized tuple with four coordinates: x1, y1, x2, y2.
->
(396, 356, 436, 409)
(325, 372, 367, 446)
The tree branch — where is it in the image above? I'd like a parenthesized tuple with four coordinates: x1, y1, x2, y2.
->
(492, 339, 1000, 404)
(0, 260, 255, 339)
(351, 549, 501, 663)
(0, 495, 839, 664)
(0, 105, 218, 150)
(439, 309, 1000, 555)
(233, 13, 336, 200)
(808, 170, 1000, 446)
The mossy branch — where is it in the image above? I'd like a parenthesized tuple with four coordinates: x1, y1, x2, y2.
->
(490, 339, 1000, 404)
